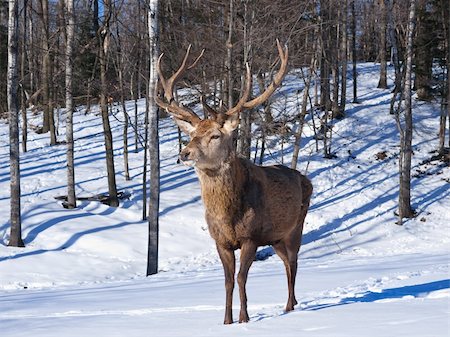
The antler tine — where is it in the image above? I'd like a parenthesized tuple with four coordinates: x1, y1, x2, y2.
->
(242, 39, 289, 109)
(188, 48, 205, 70)
(154, 45, 204, 125)
(226, 62, 252, 116)
(200, 95, 219, 120)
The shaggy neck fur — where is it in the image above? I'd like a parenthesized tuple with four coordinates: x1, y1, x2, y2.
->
(196, 155, 246, 222)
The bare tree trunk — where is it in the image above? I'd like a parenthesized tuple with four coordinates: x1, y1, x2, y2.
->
(319, 0, 332, 111)
(331, 6, 341, 118)
(340, 0, 348, 111)
(40, 0, 50, 133)
(65, 0, 76, 209)
(40, 0, 56, 144)
(397, 0, 416, 225)
(98, 0, 118, 207)
(142, 89, 149, 221)
(238, 0, 252, 159)
(377, 0, 388, 89)
(27, 0, 34, 97)
(225, 0, 234, 110)
(351, 0, 358, 103)
(8, 0, 24, 247)
(133, 71, 139, 153)
(48, 51, 57, 145)
(387, 0, 401, 93)
(115, 12, 130, 181)
(292, 47, 316, 169)
(438, 2, 449, 155)
(414, 1, 433, 100)
(20, 0, 28, 153)
(147, 0, 160, 276)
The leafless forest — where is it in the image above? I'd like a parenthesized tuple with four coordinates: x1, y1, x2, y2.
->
(1, 0, 449, 248)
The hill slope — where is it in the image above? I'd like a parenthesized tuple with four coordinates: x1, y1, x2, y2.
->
(0, 63, 449, 336)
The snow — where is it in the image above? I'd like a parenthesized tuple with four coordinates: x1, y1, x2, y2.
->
(1, 63, 449, 336)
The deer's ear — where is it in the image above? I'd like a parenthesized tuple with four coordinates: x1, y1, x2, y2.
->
(222, 113, 239, 134)
(174, 118, 196, 135)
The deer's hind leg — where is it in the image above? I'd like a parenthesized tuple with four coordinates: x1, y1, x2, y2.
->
(273, 235, 301, 312)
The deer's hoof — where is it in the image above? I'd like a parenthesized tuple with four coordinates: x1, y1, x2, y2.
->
(285, 305, 294, 312)
(239, 312, 250, 323)
(223, 316, 233, 325)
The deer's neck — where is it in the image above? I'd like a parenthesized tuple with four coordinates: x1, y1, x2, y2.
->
(196, 156, 246, 220)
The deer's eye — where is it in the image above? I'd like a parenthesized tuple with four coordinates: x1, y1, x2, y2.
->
(210, 134, 220, 140)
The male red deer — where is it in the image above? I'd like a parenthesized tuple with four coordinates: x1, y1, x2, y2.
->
(155, 41, 312, 324)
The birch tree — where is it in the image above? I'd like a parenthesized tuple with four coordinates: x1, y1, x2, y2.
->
(8, 0, 24, 247)
(147, 0, 160, 276)
(395, 0, 417, 225)
(65, 0, 76, 209)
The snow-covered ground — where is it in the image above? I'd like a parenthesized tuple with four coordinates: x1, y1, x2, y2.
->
(1, 63, 449, 336)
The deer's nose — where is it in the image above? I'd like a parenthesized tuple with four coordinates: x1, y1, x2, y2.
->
(179, 149, 191, 162)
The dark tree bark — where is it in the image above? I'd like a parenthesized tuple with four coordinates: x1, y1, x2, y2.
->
(377, 0, 388, 89)
(291, 49, 316, 169)
(8, 0, 24, 247)
(98, 0, 119, 207)
(340, 0, 348, 111)
(20, 0, 27, 153)
(238, 0, 252, 159)
(225, 0, 234, 112)
(414, 0, 434, 101)
(114, 11, 130, 181)
(438, 0, 449, 154)
(351, 0, 358, 103)
(319, 1, 332, 111)
(40, 0, 56, 144)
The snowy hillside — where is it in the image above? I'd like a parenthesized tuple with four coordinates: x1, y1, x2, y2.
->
(0, 63, 449, 336)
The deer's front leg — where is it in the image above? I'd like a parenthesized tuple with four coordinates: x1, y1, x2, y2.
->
(237, 241, 257, 323)
(216, 244, 236, 324)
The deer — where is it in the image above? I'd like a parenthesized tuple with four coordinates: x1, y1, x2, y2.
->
(154, 40, 313, 324)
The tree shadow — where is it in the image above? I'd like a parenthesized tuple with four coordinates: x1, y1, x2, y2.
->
(0, 217, 138, 262)
(303, 279, 450, 311)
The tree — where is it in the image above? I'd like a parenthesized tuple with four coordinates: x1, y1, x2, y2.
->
(1, 1, 9, 114)
(20, 0, 28, 153)
(351, 0, 358, 103)
(147, 0, 160, 276)
(395, 0, 417, 225)
(438, 0, 449, 155)
(7, 0, 24, 247)
(39, 0, 57, 144)
(98, 0, 119, 207)
(112, 7, 131, 181)
(65, 0, 76, 209)
(377, 0, 388, 89)
(414, 0, 434, 100)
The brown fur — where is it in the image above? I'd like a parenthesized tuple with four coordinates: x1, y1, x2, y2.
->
(154, 42, 309, 324)
(180, 119, 313, 324)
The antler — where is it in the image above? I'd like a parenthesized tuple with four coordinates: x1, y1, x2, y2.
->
(242, 39, 288, 109)
(155, 40, 288, 129)
(201, 40, 288, 122)
(200, 63, 252, 122)
(154, 45, 205, 125)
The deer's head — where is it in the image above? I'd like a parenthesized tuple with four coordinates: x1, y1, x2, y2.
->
(155, 41, 288, 171)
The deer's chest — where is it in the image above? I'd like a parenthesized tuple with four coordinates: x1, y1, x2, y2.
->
(204, 195, 264, 249)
